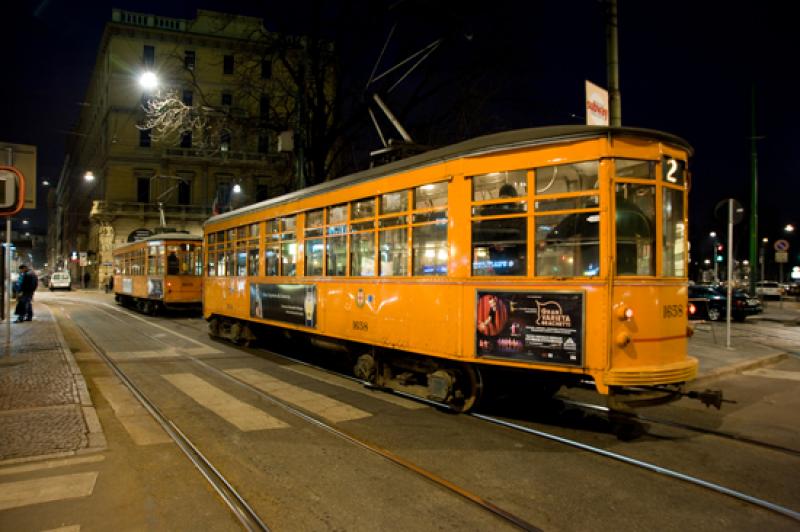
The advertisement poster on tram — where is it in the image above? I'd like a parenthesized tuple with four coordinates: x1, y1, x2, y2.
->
(250, 283, 317, 328)
(476, 291, 584, 366)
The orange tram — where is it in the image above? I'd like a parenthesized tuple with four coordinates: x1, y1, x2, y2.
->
(203, 126, 700, 412)
(113, 233, 203, 314)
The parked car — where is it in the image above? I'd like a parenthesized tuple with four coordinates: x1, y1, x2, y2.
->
(755, 281, 784, 300)
(49, 271, 72, 291)
(688, 285, 763, 322)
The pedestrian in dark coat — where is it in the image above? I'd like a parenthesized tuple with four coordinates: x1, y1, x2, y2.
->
(15, 264, 37, 322)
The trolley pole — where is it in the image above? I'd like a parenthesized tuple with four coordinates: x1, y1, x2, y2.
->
(748, 86, 759, 294)
(606, 0, 622, 127)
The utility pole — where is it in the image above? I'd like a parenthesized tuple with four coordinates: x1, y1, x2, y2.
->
(606, 0, 621, 126)
(748, 85, 759, 294)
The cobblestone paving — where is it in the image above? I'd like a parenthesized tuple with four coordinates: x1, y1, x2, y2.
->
(0, 406, 88, 459)
(0, 306, 89, 461)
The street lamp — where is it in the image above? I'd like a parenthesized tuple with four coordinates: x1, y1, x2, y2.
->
(786, 224, 795, 233)
(139, 71, 158, 91)
(760, 237, 768, 284)
(232, 183, 242, 194)
(84, 171, 95, 182)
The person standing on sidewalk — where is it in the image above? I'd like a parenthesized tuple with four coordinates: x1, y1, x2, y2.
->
(15, 264, 38, 322)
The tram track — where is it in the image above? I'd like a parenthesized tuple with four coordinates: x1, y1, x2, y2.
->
(559, 399, 800, 458)
(64, 301, 542, 532)
(70, 319, 270, 532)
(64, 299, 800, 526)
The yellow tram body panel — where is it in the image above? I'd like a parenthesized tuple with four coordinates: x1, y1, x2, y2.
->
(203, 126, 696, 396)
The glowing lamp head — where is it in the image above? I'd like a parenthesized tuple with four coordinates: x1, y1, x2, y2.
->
(139, 71, 158, 91)
(232, 183, 242, 194)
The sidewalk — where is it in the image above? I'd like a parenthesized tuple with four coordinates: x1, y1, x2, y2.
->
(0, 301, 105, 463)
(688, 299, 799, 386)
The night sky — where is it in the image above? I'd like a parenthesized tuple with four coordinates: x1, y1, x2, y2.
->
(3, 0, 798, 276)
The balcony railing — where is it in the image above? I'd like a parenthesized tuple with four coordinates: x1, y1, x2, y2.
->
(90, 200, 209, 220)
(163, 147, 286, 163)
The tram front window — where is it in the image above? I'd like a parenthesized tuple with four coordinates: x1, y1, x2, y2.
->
(662, 187, 686, 277)
(615, 183, 655, 276)
(535, 213, 600, 277)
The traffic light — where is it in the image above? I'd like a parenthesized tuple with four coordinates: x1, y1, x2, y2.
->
(717, 244, 723, 252)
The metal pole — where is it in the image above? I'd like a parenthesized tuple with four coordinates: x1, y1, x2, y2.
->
(606, 0, 621, 127)
(726, 199, 734, 348)
(4, 147, 12, 355)
(749, 86, 759, 294)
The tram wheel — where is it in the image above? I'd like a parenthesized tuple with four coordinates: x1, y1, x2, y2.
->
(208, 318, 221, 338)
(428, 366, 482, 413)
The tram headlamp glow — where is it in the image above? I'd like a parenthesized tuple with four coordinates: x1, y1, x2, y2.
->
(615, 333, 631, 348)
(616, 306, 634, 321)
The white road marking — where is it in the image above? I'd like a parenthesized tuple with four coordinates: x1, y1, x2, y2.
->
(226, 368, 371, 423)
(42, 526, 81, 532)
(282, 364, 426, 410)
(742, 368, 800, 382)
(163, 373, 288, 431)
(0, 455, 104, 476)
(0, 472, 98, 511)
(106, 349, 182, 360)
(93, 377, 171, 445)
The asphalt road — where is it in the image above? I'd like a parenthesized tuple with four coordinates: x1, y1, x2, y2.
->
(11, 291, 800, 531)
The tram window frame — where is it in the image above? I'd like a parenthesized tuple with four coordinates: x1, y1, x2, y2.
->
(412, 182, 449, 276)
(305, 208, 324, 276)
(349, 198, 376, 277)
(662, 183, 686, 277)
(471, 170, 528, 277)
(529, 161, 602, 278)
(378, 189, 410, 277)
(612, 157, 665, 278)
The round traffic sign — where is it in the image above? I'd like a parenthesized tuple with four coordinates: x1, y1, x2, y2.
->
(774, 239, 790, 251)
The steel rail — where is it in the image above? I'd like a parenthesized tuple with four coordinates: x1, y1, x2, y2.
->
(70, 320, 270, 532)
(471, 412, 800, 523)
(80, 302, 542, 532)
(560, 398, 800, 457)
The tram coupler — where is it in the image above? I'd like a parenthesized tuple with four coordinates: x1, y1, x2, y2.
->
(684, 389, 735, 409)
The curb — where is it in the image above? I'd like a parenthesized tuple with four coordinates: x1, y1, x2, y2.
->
(691, 352, 789, 388)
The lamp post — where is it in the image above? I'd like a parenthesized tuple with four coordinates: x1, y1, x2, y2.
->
(760, 237, 768, 286)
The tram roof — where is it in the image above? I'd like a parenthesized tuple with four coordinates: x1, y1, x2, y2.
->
(205, 125, 692, 227)
(112, 232, 203, 251)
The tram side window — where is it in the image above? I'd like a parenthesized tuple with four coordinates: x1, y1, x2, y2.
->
(350, 230, 375, 276)
(305, 209, 324, 276)
(147, 245, 158, 274)
(535, 161, 599, 195)
(265, 219, 279, 276)
(472, 218, 527, 276)
(535, 213, 600, 277)
(413, 223, 448, 276)
(280, 216, 297, 276)
(380, 227, 407, 276)
(615, 183, 655, 276)
(472, 170, 527, 216)
(662, 187, 685, 277)
(236, 242, 247, 276)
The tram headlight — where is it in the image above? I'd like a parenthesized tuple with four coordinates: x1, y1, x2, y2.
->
(615, 332, 631, 347)
(616, 306, 634, 321)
